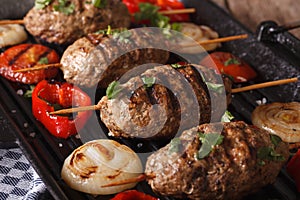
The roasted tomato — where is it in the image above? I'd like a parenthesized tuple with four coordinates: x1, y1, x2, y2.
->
(200, 52, 257, 83)
(0, 44, 59, 84)
(111, 190, 158, 200)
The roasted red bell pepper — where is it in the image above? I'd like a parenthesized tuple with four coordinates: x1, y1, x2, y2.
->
(0, 44, 59, 84)
(111, 190, 158, 200)
(32, 80, 92, 138)
(286, 149, 300, 192)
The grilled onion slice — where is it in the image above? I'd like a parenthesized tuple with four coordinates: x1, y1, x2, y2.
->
(252, 102, 300, 143)
(61, 139, 143, 195)
(177, 22, 220, 54)
(0, 24, 27, 48)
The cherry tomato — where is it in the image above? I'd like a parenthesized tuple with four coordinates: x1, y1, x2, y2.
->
(200, 52, 257, 83)
(0, 44, 60, 84)
(111, 190, 158, 200)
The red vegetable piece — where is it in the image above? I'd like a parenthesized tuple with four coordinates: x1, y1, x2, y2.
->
(32, 80, 92, 138)
(0, 44, 60, 84)
(111, 190, 158, 200)
(286, 149, 300, 192)
(156, 0, 190, 22)
(200, 52, 257, 83)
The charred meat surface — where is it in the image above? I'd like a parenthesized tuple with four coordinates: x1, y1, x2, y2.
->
(60, 29, 170, 88)
(145, 121, 289, 200)
(98, 64, 231, 140)
(24, 0, 131, 45)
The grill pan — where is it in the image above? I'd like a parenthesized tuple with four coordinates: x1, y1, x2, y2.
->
(0, 0, 300, 199)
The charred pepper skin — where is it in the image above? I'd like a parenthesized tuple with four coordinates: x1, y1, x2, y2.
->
(32, 80, 92, 138)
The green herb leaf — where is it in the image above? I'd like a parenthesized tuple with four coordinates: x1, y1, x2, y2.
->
(38, 57, 49, 64)
(171, 63, 184, 69)
(270, 134, 282, 147)
(142, 77, 156, 88)
(24, 85, 36, 98)
(113, 30, 132, 43)
(206, 82, 224, 93)
(224, 58, 241, 66)
(106, 81, 122, 100)
(53, 0, 75, 15)
(257, 146, 285, 162)
(169, 138, 182, 154)
(35, 0, 52, 9)
(92, 0, 106, 8)
(221, 110, 234, 122)
(197, 133, 224, 159)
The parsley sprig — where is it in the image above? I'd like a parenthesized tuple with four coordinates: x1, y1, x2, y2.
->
(53, 0, 75, 15)
(35, 0, 52, 9)
(134, 3, 181, 31)
(106, 81, 122, 100)
(196, 132, 224, 159)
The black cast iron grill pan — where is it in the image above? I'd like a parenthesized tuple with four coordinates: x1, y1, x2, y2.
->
(0, 0, 300, 199)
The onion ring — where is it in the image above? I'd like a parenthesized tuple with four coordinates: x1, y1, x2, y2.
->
(252, 102, 300, 143)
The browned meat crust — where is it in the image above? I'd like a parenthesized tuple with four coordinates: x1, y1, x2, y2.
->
(24, 0, 131, 45)
(98, 64, 232, 139)
(60, 29, 170, 88)
(145, 121, 289, 200)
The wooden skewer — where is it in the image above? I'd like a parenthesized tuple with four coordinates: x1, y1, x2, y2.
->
(158, 8, 196, 15)
(0, 19, 24, 25)
(231, 77, 299, 93)
(48, 77, 299, 115)
(101, 174, 149, 188)
(0, 8, 196, 26)
(49, 105, 100, 115)
(198, 34, 248, 45)
(14, 63, 62, 72)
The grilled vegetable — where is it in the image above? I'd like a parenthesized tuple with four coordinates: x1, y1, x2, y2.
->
(200, 51, 257, 83)
(0, 24, 27, 48)
(32, 80, 92, 138)
(61, 139, 143, 195)
(111, 190, 158, 200)
(252, 102, 300, 143)
(0, 44, 59, 84)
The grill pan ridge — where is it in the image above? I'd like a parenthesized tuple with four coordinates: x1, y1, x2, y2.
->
(0, 0, 300, 199)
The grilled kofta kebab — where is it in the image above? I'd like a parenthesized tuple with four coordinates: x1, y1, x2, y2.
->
(145, 121, 289, 200)
(23, 0, 131, 45)
(51, 29, 170, 88)
(99, 63, 232, 140)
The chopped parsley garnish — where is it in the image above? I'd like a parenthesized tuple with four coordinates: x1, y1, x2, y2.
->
(171, 63, 185, 69)
(92, 0, 106, 8)
(134, 3, 181, 33)
(257, 146, 285, 163)
(113, 30, 132, 43)
(206, 82, 224, 93)
(196, 132, 224, 159)
(224, 58, 241, 66)
(106, 81, 122, 100)
(38, 57, 49, 64)
(169, 137, 182, 154)
(53, 0, 75, 15)
(221, 110, 234, 122)
(24, 85, 36, 98)
(35, 0, 52, 9)
(142, 77, 156, 88)
(270, 134, 282, 147)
